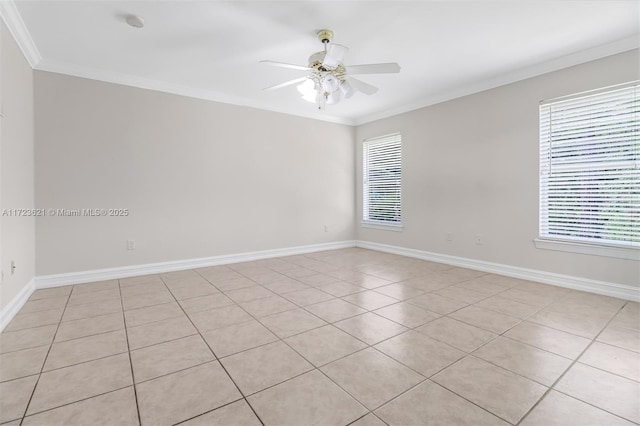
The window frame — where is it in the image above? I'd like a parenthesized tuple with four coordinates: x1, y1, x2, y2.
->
(536, 82, 639, 260)
(362, 133, 403, 231)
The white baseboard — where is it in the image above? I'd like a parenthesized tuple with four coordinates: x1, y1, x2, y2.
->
(356, 240, 640, 301)
(35, 240, 357, 289)
(1, 278, 35, 331)
(3, 238, 635, 332)
(1, 241, 355, 330)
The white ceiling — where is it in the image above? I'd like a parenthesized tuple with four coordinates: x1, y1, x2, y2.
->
(3, 1, 639, 125)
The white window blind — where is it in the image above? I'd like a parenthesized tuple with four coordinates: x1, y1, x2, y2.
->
(363, 133, 402, 225)
(539, 82, 639, 248)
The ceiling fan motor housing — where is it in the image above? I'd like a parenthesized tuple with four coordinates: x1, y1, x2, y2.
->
(308, 51, 327, 69)
(307, 50, 346, 92)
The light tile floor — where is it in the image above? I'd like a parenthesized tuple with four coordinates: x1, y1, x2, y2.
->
(1, 248, 638, 426)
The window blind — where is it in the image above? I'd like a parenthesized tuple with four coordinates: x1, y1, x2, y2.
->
(363, 133, 402, 225)
(539, 82, 639, 248)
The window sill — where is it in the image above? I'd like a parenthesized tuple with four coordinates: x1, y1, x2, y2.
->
(361, 222, 404, 232)
(534, 238, 639, 260)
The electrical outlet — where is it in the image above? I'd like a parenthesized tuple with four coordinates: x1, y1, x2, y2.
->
(475, 234, 484, 245)
(446, 232, 454, 242)
(324, 225, 329, 233)
(127, 240, 136, 250)
(10, 260, 16, 275)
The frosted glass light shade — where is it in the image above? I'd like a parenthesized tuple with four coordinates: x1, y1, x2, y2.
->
(297, 79, 316, 103)
(322, 74, 340, 93)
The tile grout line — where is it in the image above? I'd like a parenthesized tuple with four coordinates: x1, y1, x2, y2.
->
(10, 298, 70, 316)
(466, 290, 630, 375)
(17, 287, 73, 425)
(232, 262, 390, 424)
(244, 257, 447, 422)
(413, 281, 608, 359)
(158, 274, 266, 426)
(449, 290, 576, 366)
(429, 354, 540, 425)
(22, 324, 125, 350)
(346, 412, 390, 426)
(365, 347, 516, 425)
(111, 305, 183, 330)
(0, 322, 59, 338)
(414, 289, 607, 415)
(3, 308, 65, 333)
(15, 385, 134, 420)
(569, 358, 640, 384)
(378, 372, 514, 425)
(199, 255, 390, 423)
(9, 349, 131, 379)
(312, 267, 603, 425)
(277, 343, 376, 417)
(116, 278, 144, 426)
(171, 397, 249, 426)
(515, 300, 634, 426)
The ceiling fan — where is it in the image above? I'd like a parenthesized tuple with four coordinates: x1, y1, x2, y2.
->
(261, 29, 401, 110)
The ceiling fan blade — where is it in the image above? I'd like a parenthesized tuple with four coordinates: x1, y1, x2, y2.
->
(260, 60, 311, 71)
(322, 44, 349, 68)
(345, 77, 378, 95)
(263, 77, 309, 91)
(346, 63, 401, 74)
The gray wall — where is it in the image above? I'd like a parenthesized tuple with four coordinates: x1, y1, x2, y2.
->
(356, 50, 639, 287)
(1, 20, 35, 310)
(34, 72, 355, 275)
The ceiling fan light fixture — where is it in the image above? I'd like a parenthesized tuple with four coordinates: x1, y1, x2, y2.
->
(340, 80, 354, 98)
(261, 29, 400, 111)
(321, 74, 340, 93)
(297, 80, 317, 103)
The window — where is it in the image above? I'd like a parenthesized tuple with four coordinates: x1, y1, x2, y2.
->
(363, 133, 402, 228)
(538, 82, 639, 257)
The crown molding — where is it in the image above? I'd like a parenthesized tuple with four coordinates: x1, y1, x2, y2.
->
(35, 58, 356, 126)
(353, 36, 640, 126)
(0, 0, 41, 68)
